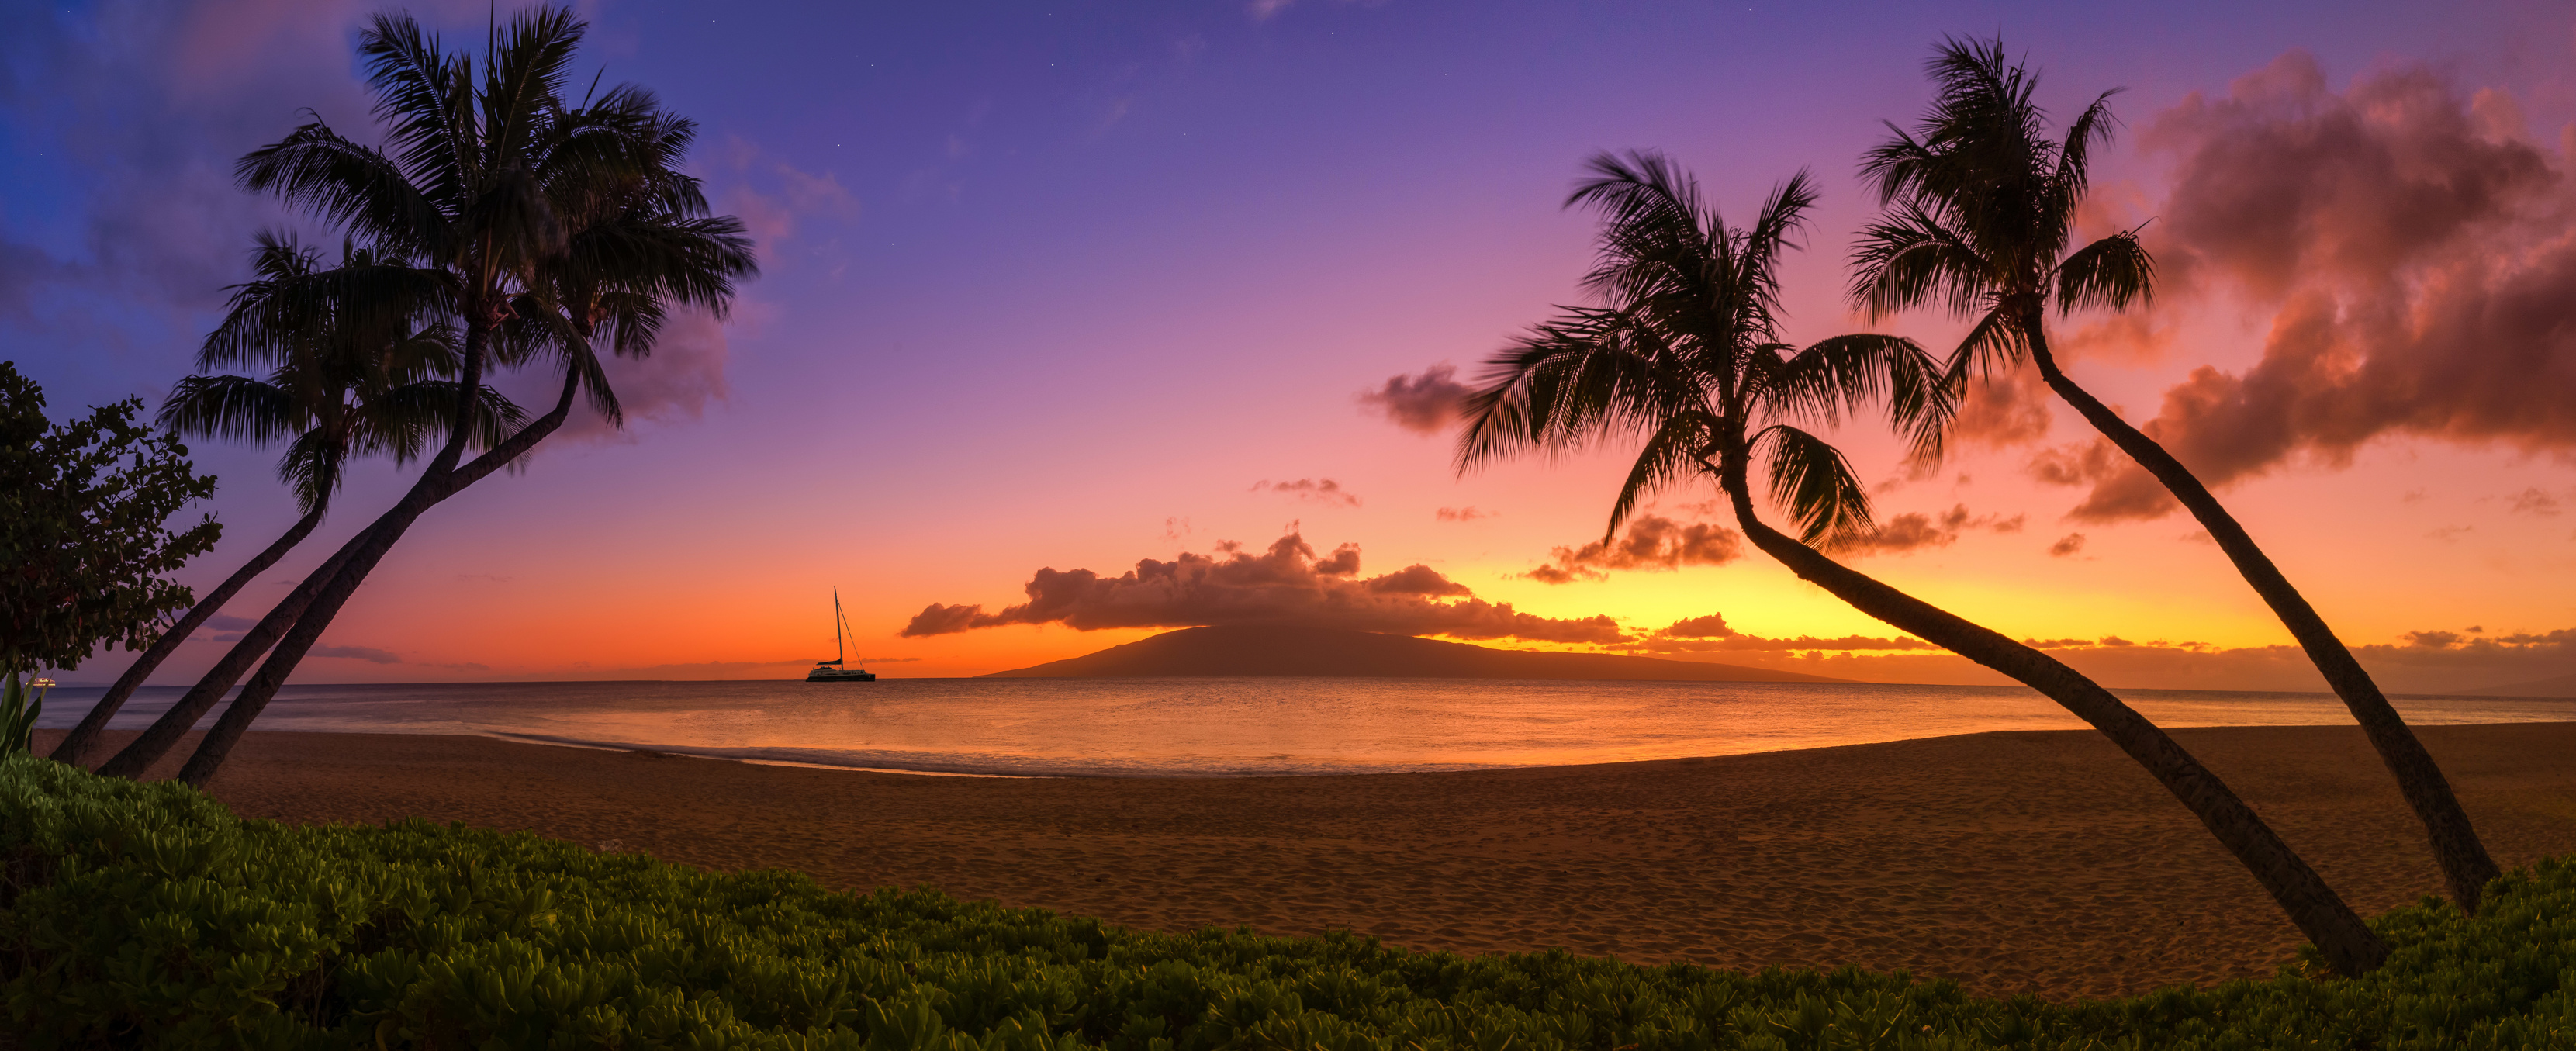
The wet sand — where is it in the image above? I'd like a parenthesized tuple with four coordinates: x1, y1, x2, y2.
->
(41, 722, 2576, 1001)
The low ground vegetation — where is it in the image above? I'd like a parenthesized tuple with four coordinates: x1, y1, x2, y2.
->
(2, 754, 2569, 1049)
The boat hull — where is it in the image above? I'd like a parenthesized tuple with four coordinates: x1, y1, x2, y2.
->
(805, 669, 877, 682)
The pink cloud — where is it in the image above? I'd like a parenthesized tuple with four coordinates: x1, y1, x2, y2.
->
(901, 531, 1625, 645)
(2066, 53, 2576, 522)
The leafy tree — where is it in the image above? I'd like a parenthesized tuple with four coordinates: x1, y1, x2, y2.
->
(1848, 37, 2501, 914)
(98, 7, 752, 785)
(1456, 152, 2391, 975)
(0, 361, 221, 730)
(53, 234, 520, 769)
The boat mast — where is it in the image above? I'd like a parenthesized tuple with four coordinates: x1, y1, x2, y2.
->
(832, 587, 847, 665)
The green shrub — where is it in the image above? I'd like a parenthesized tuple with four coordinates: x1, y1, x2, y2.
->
(2, 752, 2571, 1049)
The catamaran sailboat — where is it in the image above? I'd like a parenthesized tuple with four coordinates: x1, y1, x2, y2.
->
(806, 588, 877, 682)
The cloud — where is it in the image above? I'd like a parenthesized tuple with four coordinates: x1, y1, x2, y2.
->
(1626, 612, 1936, 654)
(2049, 533, 2087, 557)
(1660, 613, 1736, 638)
(1356, 363, 1473, 434)
(310, 643, 401, 664)
(2063, 53, 2576, 522)
(717, 143, 859, 251)
(1837, 504, 2025, 557)
(1252, 478, 1361, 507)
(900, 531, 1623, 645)
(1678, 626, 2576, 693)
(0, 2, 377, 375)
(1523, 513, 1742, 584)
(1610, 614, 2576, 693)
(2508, 488, 2564, 516)
(1948, 365, 2055, 448)
(1435, 506, 1492, 522)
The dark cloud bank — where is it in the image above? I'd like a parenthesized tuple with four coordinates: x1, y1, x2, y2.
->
(1355, 363, 1471, 434)
(901, 532, 1623, 644)
(907, 529, 2574, 691)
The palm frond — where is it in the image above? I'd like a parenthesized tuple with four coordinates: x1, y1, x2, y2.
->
(1757, 334, 1953, 463)
(593, 290, 668, 359)
(1742, 169, 1820, 289)
(1948, 304, 2028, 382)
(361, 381, 527, 462)
(157, 375, 301, 445)
(1606, 410, 1721, 541)
(1848, 203, 1993, 319)
(1565, 151, 1715, 311)
(357, 11, 472, 213)
(1454, 309, 1703, 474)
(235, 122, 445, 258)
(480, 7, 586, 171)
(2045, 91, 2124, 251)
(276, 427, 347, 512)
(2054, 230, 2154, 315)
(1755, 424, 1876, 547)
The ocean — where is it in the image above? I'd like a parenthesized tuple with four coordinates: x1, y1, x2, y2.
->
(34, 677, 2576, 777)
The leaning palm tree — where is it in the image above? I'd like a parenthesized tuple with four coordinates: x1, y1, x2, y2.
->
(95, 7, 673, 780)
(53, 233, 515, 770)
(162, 85, 754, 789)
(1459, 150, 2389, 975)
(1849, 37, 2500, 914)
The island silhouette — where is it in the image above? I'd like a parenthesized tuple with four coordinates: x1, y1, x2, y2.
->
(980, 624, 1849, 681)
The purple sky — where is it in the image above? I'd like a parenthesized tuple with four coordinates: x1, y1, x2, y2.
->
(7, 0, 2576, 689)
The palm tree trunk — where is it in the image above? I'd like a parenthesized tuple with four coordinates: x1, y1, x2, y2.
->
(93, 320, 504, 782)
(175, 366, 580, 787)
(1712, 454, 2389, 976)
(2022, 316, 2501, 913)
(54, 494, 332, 769)
(92, 531, 363, 778)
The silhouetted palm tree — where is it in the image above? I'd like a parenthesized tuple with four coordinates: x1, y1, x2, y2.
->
(54, 233, 516, 769)
(1459, 151, 2389, 975)
(1849, 36, 2500, 914)
(95, 9, 752, 787)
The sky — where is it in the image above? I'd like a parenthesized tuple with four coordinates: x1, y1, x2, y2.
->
(5, 0, 2575, 693)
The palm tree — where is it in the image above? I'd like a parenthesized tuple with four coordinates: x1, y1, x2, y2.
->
(54, 233, 514, 770)
(94, 9, 753, 788)
(1458, 151, 2389, 976)
(95, 7, 662, 781)
(1848, 37, 2501, 914)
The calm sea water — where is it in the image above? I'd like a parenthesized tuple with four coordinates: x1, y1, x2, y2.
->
(33, 678, 2576, 777)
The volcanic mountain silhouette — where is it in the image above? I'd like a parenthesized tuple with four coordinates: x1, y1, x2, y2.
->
(980, 625, 1849, 682)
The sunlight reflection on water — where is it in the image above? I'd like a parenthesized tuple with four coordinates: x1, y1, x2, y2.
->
(40, 677, 2575, 777)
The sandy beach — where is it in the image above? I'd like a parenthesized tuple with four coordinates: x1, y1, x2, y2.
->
(41, 721, 2576, 1001)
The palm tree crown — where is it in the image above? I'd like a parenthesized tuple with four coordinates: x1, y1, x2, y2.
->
(1849, 36, 2152, 375)
(161, 233, 519, 509)
(1460, 152, 1951, 547)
